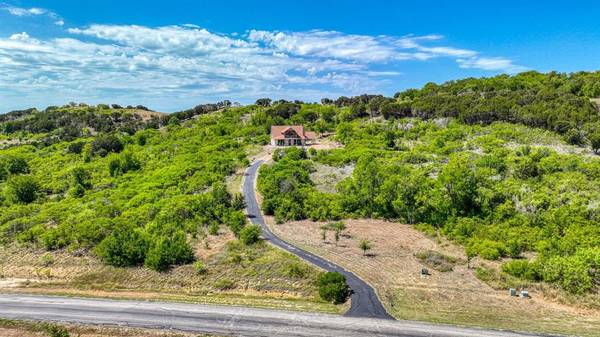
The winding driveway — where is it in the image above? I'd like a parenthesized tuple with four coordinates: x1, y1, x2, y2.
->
(243, 160, 394, 320)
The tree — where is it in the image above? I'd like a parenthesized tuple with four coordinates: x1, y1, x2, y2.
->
(239, 224, 261, 245)
(144, 231, 194, 272)
(318, 272, 350, 304)
(255, 98, 272, 107)
(328, 221, 346, 246)
(439, 154, 479, 217)
(91, 134, 123, 156)
(6, 175, 39, 204)
(95, 227, 149, 267)
(359, 239, 372, 256)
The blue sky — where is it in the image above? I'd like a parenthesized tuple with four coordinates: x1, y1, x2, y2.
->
(1, 0, 600, 112)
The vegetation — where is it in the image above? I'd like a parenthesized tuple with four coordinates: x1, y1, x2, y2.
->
(358, 239, 372, 256)
(0, 106, 263, 272)
(317, 272, 350, 304)
(256, 72, 600, 295)
(415, 250, 458, 272)
(2, 70, 600, 295)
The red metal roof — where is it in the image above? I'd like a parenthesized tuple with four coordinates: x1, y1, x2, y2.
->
(270, 125, 316, 140)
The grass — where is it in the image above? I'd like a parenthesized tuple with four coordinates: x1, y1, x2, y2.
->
(0, 233, 344, 315)
(266, 217, 600, 337)
(0, 318, 221, 337)
(414, 250, 458, 272)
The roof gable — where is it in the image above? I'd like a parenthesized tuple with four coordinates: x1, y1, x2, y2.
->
(270, 125, 316, 140)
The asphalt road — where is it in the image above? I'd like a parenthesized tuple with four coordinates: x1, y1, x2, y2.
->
(0, 294, 547, 337)
(243, 160, 393, 319)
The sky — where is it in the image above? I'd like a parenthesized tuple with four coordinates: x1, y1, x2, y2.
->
(1, 1, 600, 112)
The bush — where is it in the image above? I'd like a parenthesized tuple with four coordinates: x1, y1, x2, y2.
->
(45, 324, 70, 337)
(501, 259, 540, 280)
(91, 134, 123, 156)
(285, 262, 306, 278)
(144, 231, 194, 272)
(469, 239, 506, 260)
(194, 260, 207, 275)
(1, 155, 29, 174)
(108, 152, 141, 176)
(318, 272, 350, 304)
(95, 226, 149, 267)
(415, 250, 457, 272)
(239, 224, 261, 245)
(214, 278, 236, 290)
(67, 141, 85, 154)
(5, 175, 39, 204)
(39, 253, 55, 267)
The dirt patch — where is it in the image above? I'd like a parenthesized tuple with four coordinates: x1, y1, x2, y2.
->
(266, 217, 600, 336)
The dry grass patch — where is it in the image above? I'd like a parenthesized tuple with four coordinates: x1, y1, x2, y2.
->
(266, 217, 600, 336)
(0, 230, 342, 314)
(0, 319, 220, 337)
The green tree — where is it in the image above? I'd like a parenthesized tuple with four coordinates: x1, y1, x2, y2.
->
(359, 239, 372, 256)
(95, 227, 149, 267)
(239, 224, 261, 245)
(5, 175, 39, 204)
(318, 272, 350, 304)
(144, 231, 194, 272)
(439, 154, 479, 217)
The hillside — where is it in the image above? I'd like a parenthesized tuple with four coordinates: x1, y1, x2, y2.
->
(1, 71, 600, 335)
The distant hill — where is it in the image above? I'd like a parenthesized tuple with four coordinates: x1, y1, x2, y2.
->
(0, 104, 166, 146)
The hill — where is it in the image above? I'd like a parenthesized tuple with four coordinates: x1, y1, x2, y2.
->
(1, 70, 600, 334)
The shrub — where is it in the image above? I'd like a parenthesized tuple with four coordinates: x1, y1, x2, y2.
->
(214, 278, 235, 290)
(564, 128, 586, 146)
(67, 141, 85, 154)
(226, 211, 246, 236)
(318, 272, 350, 304)
(239, 224, 261, 245)
(91, 134, 123, 156)
(1, 155, 29, 174)
(415, 250, 457, 272)
(39, 253, 55, 267)
(501, 259, 540, 281)
(144, 231, 194, 272)
(45, 324, 69, 337)
(109, 152, 141, 176)
(95, 226, 149, 267)
(285, 262, 306, 278)
(194, 260, 207, 275)
(5, 175, 40, 204)
(469, 239, 506, 260)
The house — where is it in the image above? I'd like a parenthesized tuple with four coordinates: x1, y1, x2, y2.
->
(270, 125, 316, 146)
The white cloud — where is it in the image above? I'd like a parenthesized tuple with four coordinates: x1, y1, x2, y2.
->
(457, 57, 527, 73)
(3, 5, 46, 16)
(0, 24, 525, 112)
(1, 4, 64, 25)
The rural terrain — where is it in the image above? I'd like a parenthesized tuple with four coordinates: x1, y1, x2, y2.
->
(1, 71, 600, 336)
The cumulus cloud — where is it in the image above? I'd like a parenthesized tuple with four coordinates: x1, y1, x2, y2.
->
(0, 24, 525, 111)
